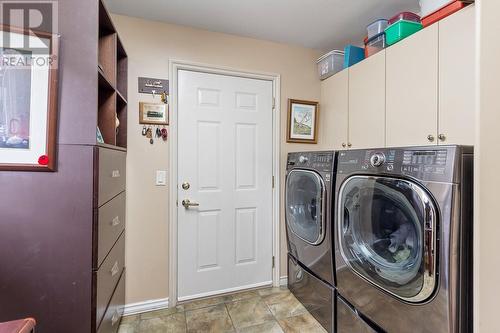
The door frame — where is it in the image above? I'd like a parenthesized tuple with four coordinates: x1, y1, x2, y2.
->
(168, 60, 281, 306)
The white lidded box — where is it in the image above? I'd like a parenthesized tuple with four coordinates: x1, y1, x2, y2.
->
(419, 0, 467, 17)
(317, 50, 344, 80)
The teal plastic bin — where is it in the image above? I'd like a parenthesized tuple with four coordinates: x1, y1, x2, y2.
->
(385, 20, 423, 46)
(343, 45, 365, 68)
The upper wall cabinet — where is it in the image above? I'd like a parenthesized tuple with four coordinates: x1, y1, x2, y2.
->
(438, 6, 475, 145)
(349, 50, 386, 149)
(320, 69, 348, 150)
(320, 6, 475, 149)
(386, 24, 439, 147)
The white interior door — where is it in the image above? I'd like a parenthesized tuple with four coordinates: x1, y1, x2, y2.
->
(177, 70, 274, 301)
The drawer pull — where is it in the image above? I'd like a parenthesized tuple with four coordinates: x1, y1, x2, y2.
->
(111, 170, 121, 178)
(111, 216, 121, 227)
(110, 261, 120, 277)
(111, 310, 120, 326)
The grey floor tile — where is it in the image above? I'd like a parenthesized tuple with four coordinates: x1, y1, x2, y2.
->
(277, 313, 327, 333)
(226, 297, 274, 329)
(183, 295, 231, 311)
(265, 293, 307, 319)
(258, 286, 290, 296)
(120, 314, 140, 325)
(237, 320, 284, 333)
(185, 303, 234, 333)
(137, 312, 187, 333)
(226, 290, 260, 302)
(118, 322, 138, 333)
(140, 305, 184, 320)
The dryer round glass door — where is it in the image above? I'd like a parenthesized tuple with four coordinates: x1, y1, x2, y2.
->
(338, 176, 438, 303)
(286, 170, 326, 245)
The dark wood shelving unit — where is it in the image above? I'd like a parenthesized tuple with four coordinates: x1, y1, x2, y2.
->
(98, 0, 128, 149)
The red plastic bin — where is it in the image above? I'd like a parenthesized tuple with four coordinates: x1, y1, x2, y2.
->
(388, 12, 421, 25)
(422, 1, 471, 27)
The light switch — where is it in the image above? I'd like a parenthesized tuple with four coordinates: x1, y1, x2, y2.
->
(156, 170, 167, 186)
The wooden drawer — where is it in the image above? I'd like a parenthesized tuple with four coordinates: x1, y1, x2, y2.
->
(96, 147, 126, 207)
(95, 232, 125, 329)
(97, 270, 125, 333)
(94, 191, 126, 269)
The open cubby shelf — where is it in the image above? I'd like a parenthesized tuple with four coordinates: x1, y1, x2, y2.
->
(98, 0, 128, 149)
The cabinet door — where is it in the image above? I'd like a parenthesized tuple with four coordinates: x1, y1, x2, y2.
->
(386, 24, 439, 147)
(439, 6, 475, 145)
(320, 70, 348, 149)
(349, 50, 386, 149)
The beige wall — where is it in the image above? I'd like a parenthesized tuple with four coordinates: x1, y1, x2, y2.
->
(112, 14, 331, 304)
(474, 0, 500, 331)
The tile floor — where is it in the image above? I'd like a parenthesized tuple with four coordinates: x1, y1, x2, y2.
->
(118, 286, 327, 333)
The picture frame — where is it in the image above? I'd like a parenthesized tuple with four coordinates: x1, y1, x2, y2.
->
(287, 99, 319, 144)
(139, 102, 169, 125)
(0, 25, 60, 171)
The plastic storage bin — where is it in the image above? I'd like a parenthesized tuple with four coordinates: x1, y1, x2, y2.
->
(388, 12, 421, 25)
(419, 0, 473, 18)
(367, 19, 389, 39)
(385, 20, 423, 45)
(422, 1, 470, 27)
(344, 45, 365, 68)
(316, 50, 344, 80)
(365, 32, 387, 57)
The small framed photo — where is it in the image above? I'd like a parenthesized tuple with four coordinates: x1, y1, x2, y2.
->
(139, 102, 169, 125)
(0, 25, 60, 171)
(287, 99, 319, 144)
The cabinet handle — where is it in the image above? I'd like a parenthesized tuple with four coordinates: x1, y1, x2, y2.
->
(110, 261, 120, 277)
(427, 135, 435, 142)
(342, 143, 346, 148)
(111, 216, 121, 227)
(438, 134, 446, 142)
(111, 170, 121, 178)
(347, 143, 352, 148)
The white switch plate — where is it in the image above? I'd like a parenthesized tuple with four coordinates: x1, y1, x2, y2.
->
(156, 170, 167, 186)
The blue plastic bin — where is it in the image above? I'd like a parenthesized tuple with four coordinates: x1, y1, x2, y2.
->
(344, 45, 365, 68)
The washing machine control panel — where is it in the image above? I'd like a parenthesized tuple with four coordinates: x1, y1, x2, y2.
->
(287, 152, 335, 172)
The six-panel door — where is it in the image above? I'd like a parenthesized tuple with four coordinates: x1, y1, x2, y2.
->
(177, 70, 274, 300)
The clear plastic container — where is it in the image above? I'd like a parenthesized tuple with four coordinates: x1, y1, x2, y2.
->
(388, 12, 421, 25)
(365, 32, 387, 57)
(367, 19, 389, 39)
(316, 50, 344, 80)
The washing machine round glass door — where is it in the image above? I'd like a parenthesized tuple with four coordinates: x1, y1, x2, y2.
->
(286, 169, 326, 245)
(338, 175, 438, 303)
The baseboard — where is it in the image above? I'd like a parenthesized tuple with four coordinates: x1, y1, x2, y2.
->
(279, 276, 288, 286)
(123, 297, 169, 316)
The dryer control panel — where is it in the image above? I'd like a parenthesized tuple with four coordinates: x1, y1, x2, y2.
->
(337, 146, 465, 183)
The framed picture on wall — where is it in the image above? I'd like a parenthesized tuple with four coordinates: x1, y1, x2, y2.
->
(0, 25, 60, 171)
(287, 99, 319, 144)
(139, 102, 169, 125)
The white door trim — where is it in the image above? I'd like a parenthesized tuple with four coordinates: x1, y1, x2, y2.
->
(168, 60, 281, 307)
